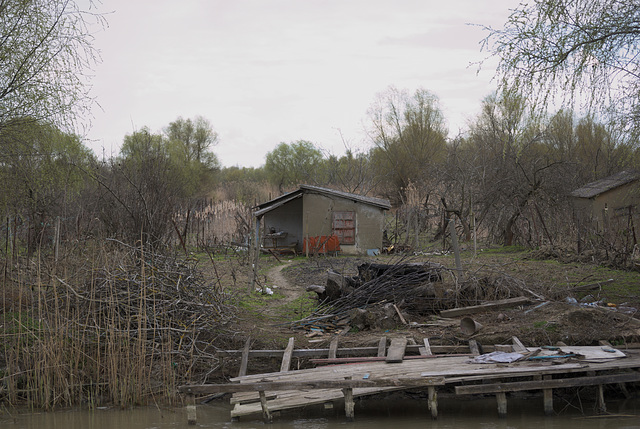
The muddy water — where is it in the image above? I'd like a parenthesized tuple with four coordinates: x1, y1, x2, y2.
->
(1, 397, 639, 429)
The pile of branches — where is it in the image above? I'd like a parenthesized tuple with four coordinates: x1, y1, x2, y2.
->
(294, 259, 448, 329)
(50, 240, 236, 385)
(295, 258, 537, 331)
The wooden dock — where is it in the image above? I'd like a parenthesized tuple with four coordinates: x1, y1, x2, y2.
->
(179, 337, 640, 423)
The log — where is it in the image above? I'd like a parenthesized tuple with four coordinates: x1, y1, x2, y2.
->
(439, 297, 531, 318)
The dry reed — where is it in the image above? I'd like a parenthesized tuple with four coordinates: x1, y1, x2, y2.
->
(1, 239, 235, 410)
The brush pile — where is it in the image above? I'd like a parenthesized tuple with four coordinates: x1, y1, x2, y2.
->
(297, 260, 446, 331)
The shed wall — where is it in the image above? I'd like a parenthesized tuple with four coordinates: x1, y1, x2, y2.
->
(302, 193, 385, 255)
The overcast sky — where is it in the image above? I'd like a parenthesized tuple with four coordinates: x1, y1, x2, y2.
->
(85, 0, 520, 167)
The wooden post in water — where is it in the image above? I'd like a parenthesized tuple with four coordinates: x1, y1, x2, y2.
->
(543, 375, 553, 415)
(259, 390, 272, 423)
(342, 376, 355, 421)
(496, 392, 507, 417)
(419, 338, 438, 419)
(596, 384, 607, 414)
(187, 395, 197, 425)
(428, 386, 438, 420)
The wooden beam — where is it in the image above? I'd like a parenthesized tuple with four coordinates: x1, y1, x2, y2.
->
(280, 337, 295, 372)
(440, 297, 530, 318)
(386, 337, 408, 363)
(329, 337, 339, 359)
(455, 372, 640, 395)
(179, 377, 447, 395)
(377, 337, 387, 357)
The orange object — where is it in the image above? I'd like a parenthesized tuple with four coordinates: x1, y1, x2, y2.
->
(303, 235, 341, 254)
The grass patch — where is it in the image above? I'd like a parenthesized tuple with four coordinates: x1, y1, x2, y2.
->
(277, 293, 317, 321)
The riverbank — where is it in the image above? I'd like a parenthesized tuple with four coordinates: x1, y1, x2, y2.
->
(1, 244, 639, 411)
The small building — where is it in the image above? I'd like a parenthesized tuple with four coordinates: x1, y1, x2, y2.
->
(570, 170, 640, 232)
(253, 185, 391, 255)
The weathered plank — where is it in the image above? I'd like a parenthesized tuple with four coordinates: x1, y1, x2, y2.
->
(386, 337, 407, 363)
(180, 377, 446, 394)
(440, 297, 530, 318)
(455, 372, 640, 395)
(228, 353, 640, 418)
(328, 337, 339, 359)
(280, 337, 295, 372)
(422, 338, 432, 356)
(238, 338, 251, 377)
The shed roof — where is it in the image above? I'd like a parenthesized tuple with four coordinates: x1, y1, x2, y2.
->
(254, 184, 391, 217)
(570, 170, 640, 199)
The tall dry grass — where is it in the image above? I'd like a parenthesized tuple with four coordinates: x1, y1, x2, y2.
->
(1, 239, 235, 410)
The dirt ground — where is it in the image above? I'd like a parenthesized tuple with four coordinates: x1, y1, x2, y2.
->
(220, 248, 640, 358)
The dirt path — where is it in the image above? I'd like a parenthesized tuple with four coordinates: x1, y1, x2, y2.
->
(267, 262, 305, 306)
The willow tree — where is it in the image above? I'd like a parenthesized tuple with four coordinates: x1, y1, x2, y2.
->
(367, 86, 447, 203)
(484, 0, 640, 136)
(0, 0, 102, 131)
(265, 140, 323, 193)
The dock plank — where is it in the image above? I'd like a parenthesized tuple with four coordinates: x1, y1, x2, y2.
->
(224, 349, 640, 418)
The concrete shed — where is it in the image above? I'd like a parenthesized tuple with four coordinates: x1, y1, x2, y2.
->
(253, 185, 391, 256)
